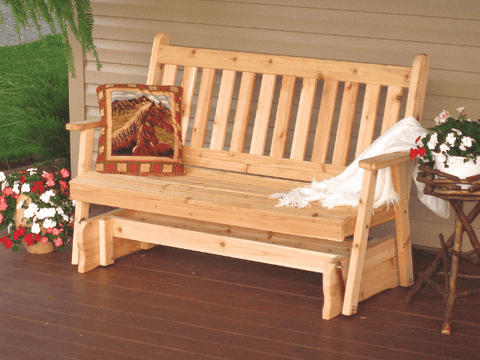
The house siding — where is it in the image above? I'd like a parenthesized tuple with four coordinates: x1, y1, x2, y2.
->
(69, 0, 480, 249)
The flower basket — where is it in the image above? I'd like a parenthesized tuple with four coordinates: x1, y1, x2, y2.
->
(410, 107, 480, 177)
(0, 167, 75, 253)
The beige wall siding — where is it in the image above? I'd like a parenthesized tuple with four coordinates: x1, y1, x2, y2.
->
(69, 0, 480, 249)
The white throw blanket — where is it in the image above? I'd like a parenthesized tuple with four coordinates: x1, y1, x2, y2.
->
(271, 117, 450, 219)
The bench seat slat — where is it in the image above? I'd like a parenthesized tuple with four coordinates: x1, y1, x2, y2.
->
(70, 169, 395, 242)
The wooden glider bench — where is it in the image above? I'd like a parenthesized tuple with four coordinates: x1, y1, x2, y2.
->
(67, 32, 429, 319)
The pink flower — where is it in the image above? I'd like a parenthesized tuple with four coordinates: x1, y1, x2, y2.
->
(46, 179, 55, 187)
(60, 168, 70, 178)
(41, 236, 49, 244)
(51, 228, 63, 236)
(3, 187, 13, 196)
(0, 214, 3, 224)
(54, 237, 63, 247)
(0, 197, 7, 211)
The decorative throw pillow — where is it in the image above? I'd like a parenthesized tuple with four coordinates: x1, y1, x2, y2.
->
(95, 84, 185, 176)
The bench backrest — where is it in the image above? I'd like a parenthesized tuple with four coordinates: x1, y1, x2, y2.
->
(147, 33, 429, 182)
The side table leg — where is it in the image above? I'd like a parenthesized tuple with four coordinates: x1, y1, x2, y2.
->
(442, 201, 464, 335)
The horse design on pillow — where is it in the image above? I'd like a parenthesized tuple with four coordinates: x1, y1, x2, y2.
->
(110, 95, 175, 158)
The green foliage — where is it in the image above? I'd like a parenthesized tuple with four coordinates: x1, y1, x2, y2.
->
(0, 35, 70, 168)
(415, 108, 480, 167)
(0, 0, 100, 77)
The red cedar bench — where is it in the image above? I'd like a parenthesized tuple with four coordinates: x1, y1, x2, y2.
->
(67, 33, 429, 319)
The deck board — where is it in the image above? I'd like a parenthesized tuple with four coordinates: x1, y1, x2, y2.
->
(0, 214, 479, 359)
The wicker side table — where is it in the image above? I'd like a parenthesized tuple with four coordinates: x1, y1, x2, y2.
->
(405, 165, 480, 335)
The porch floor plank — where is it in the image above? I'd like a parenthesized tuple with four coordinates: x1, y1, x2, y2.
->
(0, 216, 479, 359)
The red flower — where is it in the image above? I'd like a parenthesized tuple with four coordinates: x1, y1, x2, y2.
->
(20, 175, 26, 184)
(59, 180, 69, 194)
(410, 146, 427, 161)
(13, 226, 26, 240)
(31, 181, 45, 194)
(24, 233, 34, 246)
(0, 236, 13, 249)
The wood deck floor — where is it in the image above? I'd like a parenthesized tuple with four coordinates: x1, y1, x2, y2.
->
(0, 222, 479, 359)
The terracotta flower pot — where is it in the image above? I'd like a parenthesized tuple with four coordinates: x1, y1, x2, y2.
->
(14, 193, 55, 254)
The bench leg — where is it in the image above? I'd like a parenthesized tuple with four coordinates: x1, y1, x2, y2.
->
(391, 162, 414, 287)
(342, 168, 378, 316)
(72, 201, 90, 266)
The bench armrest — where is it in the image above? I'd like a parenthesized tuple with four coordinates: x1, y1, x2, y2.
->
(66, 120, 102, 131)
(358, 152, 411, 171)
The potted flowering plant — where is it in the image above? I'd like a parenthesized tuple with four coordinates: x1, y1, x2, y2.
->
(0, 167, 75, 253)
(410, 107, 480, 177)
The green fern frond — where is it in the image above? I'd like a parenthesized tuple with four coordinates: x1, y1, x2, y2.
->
(1, 0, 100, 77)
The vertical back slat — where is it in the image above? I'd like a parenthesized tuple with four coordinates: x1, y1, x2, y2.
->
(210, 70, 236, 150)
(190, 68, 216, 148)
(355, 84, 382, 157)
(270, 76, 296, 158)
(382, 86, 404, 134)
(180, 66, 198, 143)
(230, 72, 256, 153)
(311, 80, 339, 163)
(162, 64, 178, 85)
(290, 78, 317, 160)
(332, 82, 360, 166)
(250, 74, 276, 155)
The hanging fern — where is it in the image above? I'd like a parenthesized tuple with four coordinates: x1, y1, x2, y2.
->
(0, 0, 101, 77)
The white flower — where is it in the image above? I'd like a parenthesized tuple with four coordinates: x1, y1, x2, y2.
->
(0, 172, 5, 182)
(24, 203, 39, 219)
(37, 207, 56, 220)
(31, 222, 41, 234)
(40, 190, 56, 204)
(21, 183, 31, 193)
(445, 132, 456, 146)
(27, 168, 37, 175)
(56, 207, 65, 215)
(16, 200, 25, 210)
(452, 128, 462, 135)
(43, 219, 56, 229)
(12, 182, 20, 194)
(439, 143, 450, 153)
(459, 136, 475, 151)
(435, 110, 450, 125)
(427, 133, 438, 150)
